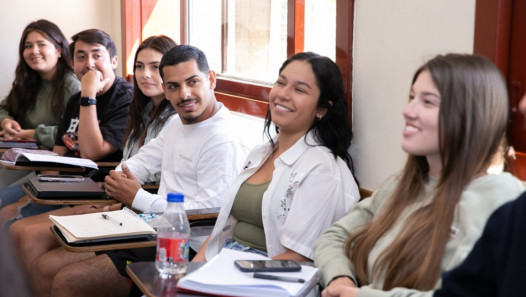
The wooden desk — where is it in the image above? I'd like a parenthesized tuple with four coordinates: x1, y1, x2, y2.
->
(127, 262, 206, 297)
(186, 207, 219, 221)
(23, 184, 117, 206)
(142, 184, 160, 194)
(51, 207, 219, 253)
(127, 262, 319, 297)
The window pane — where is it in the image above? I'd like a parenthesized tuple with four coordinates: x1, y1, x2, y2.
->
(188, 0, 223, 74)
(188, 0, 336, 84)
(224, 0, 287, 84)
(304, 0, 336, 60)
(188, 0, 287, 84)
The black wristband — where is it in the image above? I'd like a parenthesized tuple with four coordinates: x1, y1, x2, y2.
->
(80, 96, 97, 106)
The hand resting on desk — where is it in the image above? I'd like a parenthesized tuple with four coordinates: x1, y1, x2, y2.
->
(0, 118, 22, 137)
(1, 119, 36, 140)
(104, 163, 141, 207)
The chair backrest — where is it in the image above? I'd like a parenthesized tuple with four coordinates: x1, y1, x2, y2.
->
(359, 187, 373, 201)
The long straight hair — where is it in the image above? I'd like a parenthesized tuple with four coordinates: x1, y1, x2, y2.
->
(124, 35, 177, 147)
(2, 19, 72, 123)
(345, 54, 509, 290)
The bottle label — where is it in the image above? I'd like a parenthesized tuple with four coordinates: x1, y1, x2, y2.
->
(156, 237, 189, 263)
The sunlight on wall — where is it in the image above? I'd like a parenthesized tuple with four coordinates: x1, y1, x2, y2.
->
(142, 0, 180, 40)
(126, 39, 141, 77)
(126, 0, 181, 77)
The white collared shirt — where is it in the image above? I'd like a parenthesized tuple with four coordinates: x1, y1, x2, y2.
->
(205, 131, 360, 260)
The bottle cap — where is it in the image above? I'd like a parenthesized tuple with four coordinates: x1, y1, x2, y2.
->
(167, 192, 184, 203)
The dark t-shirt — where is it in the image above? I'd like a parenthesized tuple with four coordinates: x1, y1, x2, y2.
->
(56, 76, 132, 162)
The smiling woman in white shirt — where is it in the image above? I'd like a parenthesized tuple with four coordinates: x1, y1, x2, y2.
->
(194, 52, 360, 262)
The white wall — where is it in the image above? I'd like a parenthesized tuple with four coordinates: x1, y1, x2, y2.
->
(0, 0, 122, 99)
(351, 0, 476, 190)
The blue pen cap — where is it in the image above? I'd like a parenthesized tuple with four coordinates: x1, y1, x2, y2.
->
(167, 192, 184, 203)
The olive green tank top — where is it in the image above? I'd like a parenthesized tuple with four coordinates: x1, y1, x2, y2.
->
(230, 180, 271, 251)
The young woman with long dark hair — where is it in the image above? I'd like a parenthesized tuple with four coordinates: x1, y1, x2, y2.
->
(195, 52, 360, 262)
(0, 19, 79, 188)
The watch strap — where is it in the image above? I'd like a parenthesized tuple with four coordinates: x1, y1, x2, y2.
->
(80, 97, 97, 106)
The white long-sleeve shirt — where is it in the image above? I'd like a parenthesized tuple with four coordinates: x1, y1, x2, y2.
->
(118, 104, 249, 213)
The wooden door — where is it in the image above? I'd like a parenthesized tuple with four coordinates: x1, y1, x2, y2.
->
(506, 0, 526, 151)
(474, 0, 526, 179)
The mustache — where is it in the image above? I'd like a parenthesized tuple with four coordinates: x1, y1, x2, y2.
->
(177, 98, 198, 105)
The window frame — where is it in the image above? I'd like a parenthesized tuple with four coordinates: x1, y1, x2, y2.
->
(122, 0, 354, 123)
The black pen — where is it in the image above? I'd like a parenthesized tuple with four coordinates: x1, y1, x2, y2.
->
(253, 273, 305, 283)
(101, 214, 123, 226)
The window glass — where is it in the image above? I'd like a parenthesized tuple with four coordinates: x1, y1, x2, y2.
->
(188, 0, 222, 73)
(188, 0, 287, 84)
(187, 0, 336, 84)
(304, 0, 336, 60)
(227, 0, 288, 83)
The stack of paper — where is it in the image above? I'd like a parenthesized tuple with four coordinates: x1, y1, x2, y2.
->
(0, 139, 38, 149)
(49, 209, 156, 243)
(177, 249, 319, 297)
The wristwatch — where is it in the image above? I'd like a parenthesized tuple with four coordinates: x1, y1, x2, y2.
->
(79, 96, 97, 106)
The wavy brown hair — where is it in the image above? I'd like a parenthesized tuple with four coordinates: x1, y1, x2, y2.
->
(2, 19, 72, 124)
(345, 54, 509, 290)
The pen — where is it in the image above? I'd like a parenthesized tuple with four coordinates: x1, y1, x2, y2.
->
(101, 214, 123, 226)
(253, 273, 305, 283)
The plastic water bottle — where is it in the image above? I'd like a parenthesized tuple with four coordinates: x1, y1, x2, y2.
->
(155, 192, 190, 275)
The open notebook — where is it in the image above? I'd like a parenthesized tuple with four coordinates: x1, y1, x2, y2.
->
(49, 208, 156, 244)
(177, 249, 319, 297)
(0, 150, 98, 169)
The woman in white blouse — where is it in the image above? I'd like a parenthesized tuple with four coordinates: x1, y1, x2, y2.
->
(194, 52, 360, 262)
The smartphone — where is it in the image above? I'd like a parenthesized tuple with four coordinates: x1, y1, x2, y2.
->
(37, 174, 84, 182)
(234, 260, 301, 272)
